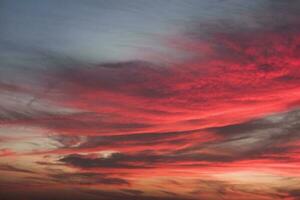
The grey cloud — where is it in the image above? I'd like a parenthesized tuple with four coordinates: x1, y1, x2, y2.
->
(50, 172, 129, 185)
(73, 129, 203, 149)
(0, 164, 34, 174)
(59, 152, 160, 169)
(56, 108, 300, 170)
(180, 108, 300, 161)
(81, 189, 192, 200)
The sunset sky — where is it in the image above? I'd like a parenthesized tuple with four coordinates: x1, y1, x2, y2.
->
(0, 1, 300, 200)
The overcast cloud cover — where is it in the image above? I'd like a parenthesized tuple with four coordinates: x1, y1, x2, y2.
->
(0, 1, 300, 199)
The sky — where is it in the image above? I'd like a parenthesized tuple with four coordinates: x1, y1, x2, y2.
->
(0, 0, 300, 200)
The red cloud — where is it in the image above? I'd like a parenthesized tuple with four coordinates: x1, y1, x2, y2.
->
(1, 7, 300, 200)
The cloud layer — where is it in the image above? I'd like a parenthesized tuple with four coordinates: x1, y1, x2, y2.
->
(0, 1, 300, 200)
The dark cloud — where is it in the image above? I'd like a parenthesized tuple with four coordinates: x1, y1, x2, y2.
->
(72, 128, 204, 149)
(81, 189, 192, 200)
(0, 107, 154, 136)
(121, 189, 144, 195)
(210, 109, 300, 137)
(179, 108, 300, 162)
(50, 172, 129, 185)
(58, 108, 300, 170)
(0, 106, 62, 124)
(43, 57, 173, 99)
(59, 147, 234, 169)
(59, 152, 159, 169)
(286, 189, 300, 199)
(0, 187, 192, 200)
(0, 164, 34, 174)
(211, 108, 300, 149)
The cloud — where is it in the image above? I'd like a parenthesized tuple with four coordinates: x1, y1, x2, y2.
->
(50, 172, 129, 185)
(0, 164, 34, 174)
(80, 189, 192, 200)
(59, 152, 158, 169)
(0, 148, 15, 157)
(205, 109, 300, 161)
(58, 108, 300, 172)
(51, 128, 215, 153)
(1, 28, 300, 137)
(0, 1, 300, 199)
